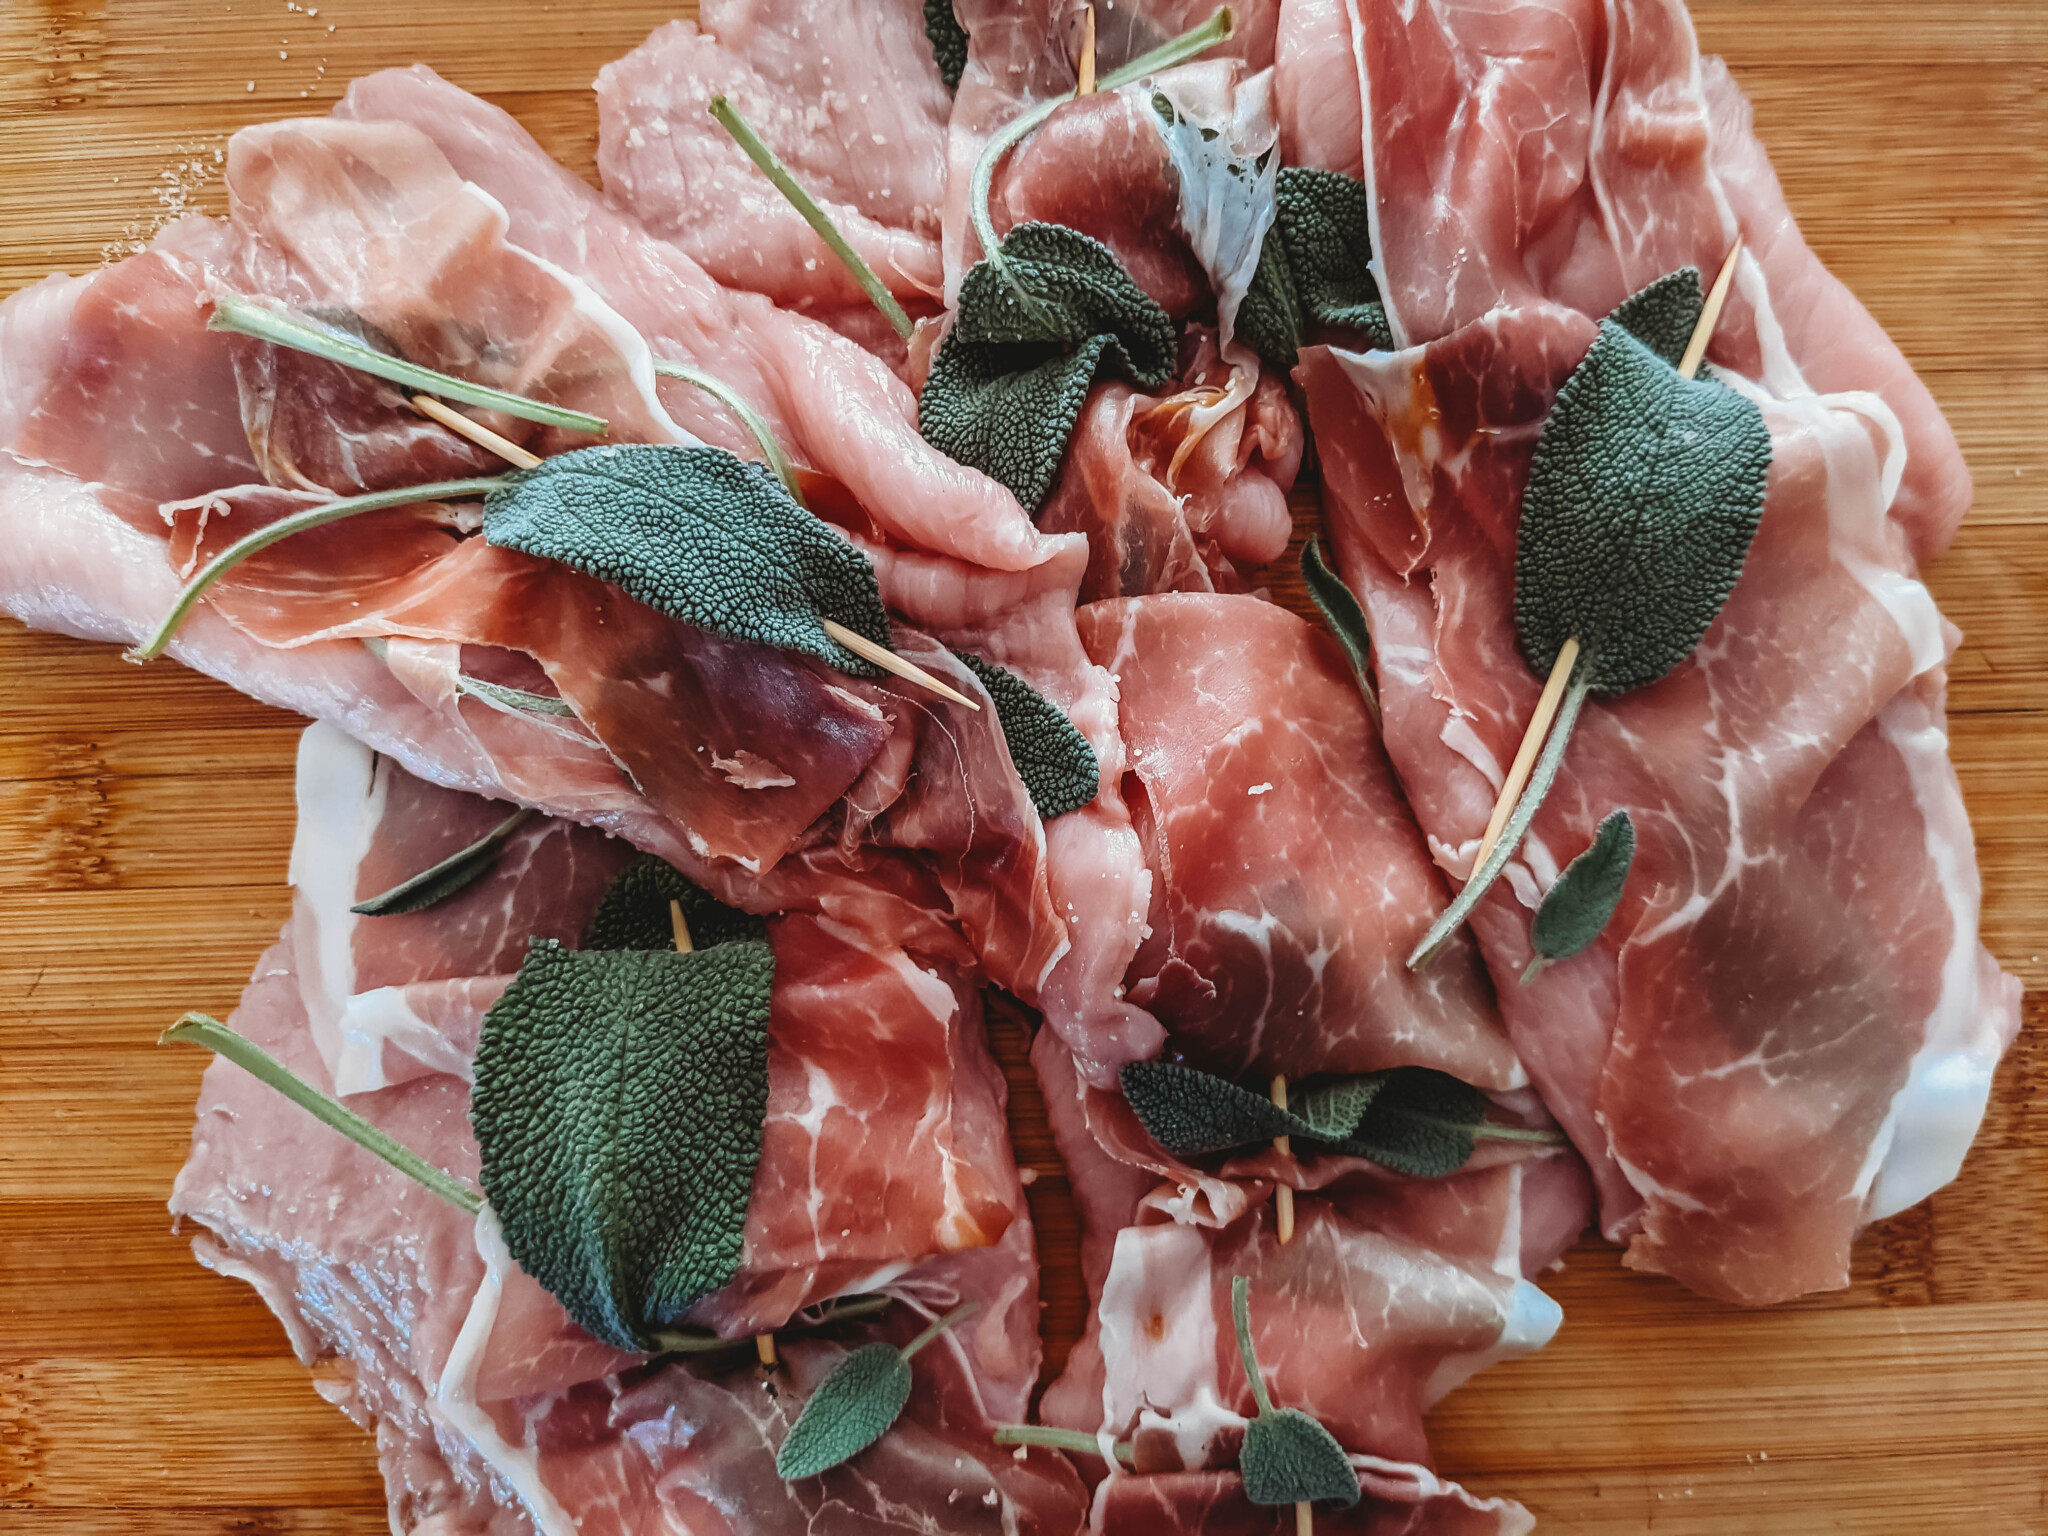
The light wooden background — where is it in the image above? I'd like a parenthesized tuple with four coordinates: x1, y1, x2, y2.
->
(1, 3, 2043, 1532)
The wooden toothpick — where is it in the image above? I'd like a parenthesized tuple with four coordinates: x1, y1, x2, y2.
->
(821, 620, 982, 711)
(668, 898, 694, 954)
(755, 1332, 778, 1367)
(1270, 1074, 1295, 1246)
(1077, 6, 1097, 95)
(1465, 240, 1743, 884)
(410, 394, 541, 469)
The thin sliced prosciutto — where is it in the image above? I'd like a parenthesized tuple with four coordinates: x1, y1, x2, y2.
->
(172, 743, 1077, 1534)
(1297, 294, 2015, 1302)
(595, 0, 952, 349)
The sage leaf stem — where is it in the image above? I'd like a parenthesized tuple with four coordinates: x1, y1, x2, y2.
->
(708, 97, 914, 341)
(161, 1014, 483, 1214)
(210, 295, 609, 434)
(1230, 1275, 1276, 1415)
(1408, 666, 1593, 969)
(968, 7, 1236, 267)
(350, 805, 537, 916)
(125, 477, 507, 663)
(649, 1294, 891, 1355)
(652, 362, 803, 500)
(899, 1299, 978, 1361)
(991, 1425, 1137, 1465)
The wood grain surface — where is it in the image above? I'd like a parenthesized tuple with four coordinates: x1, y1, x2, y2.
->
(2, 2, 2044, 1531)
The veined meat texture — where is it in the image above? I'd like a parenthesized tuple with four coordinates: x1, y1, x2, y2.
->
(171, 729, 1079, 1533)
(1275, 0, 2019, 1302)
(596, 0, 953, 357)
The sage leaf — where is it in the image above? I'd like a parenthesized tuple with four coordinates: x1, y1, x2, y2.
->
(923, 0, 967, 92)
(471, 937, 774, 1351)
(1410, 269, 1770, 970)
(209, 294, 608, 435)
(952, 651, 1099, 820)
(920, 222, 1176, 513)
(1608, 266, 1704, 365)
(1301, 538, 1378, 724)
(1525, 809, 1636, 981)
(776, 1343, 909, 1479)
(1235, 221, 1305, 367)
(651, 361, 802, 500)
(350, 805, 536, 916)
(1120, 1061, 1547, 1178)
(480, 444, 895, 677)
(1514, 290, 1772, 696)
(583, 854, 766, 953)
(1231, 1276, 1360, 1509)
(1247, 167, 1395, 367)
(776, 1301, 977, 1480)
(160, 1014, 482, 1213)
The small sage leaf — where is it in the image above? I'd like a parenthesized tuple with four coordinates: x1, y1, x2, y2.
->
(952, 651, 1099, 820)
(1231, 1275, 1361, 1508)
(923, 0, 968, 92)
(1608, 267, 1704, 366)
(920, 222, 1176, 513)
(1528, 809, 1636, 974)
(471, 938, 773, 1351)
(1120, 1060, 1295, 1155)
(481, 444, 894, 677)
(1514, 288, 1773, 695)
(776, 1341, 912, 1480)
(583, 854, 766, 953)
(1301, 538, 1376, 720)
(350, 806, 535, 917)
(1241, 1410, 1362, 1508)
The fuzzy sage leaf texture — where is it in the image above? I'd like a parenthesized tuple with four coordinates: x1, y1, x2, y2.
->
(1120, 1061, 1545, 1179)
(920, 222, 1177, 513)
(922, 0, 968, 92)
(582, 854, 766, 952)
(1607, 266, 1706, 365)
(1230, 1276, 1361, 1508)
(951, 651, 1099, 820)
(350, 806, 536, 917)
(776, 1342, 911, 1480)
(1527, 809, 1637, 976)
(1514, 284, 1773, 694)
(470, 937, 773, 1352)
(1239, 167, 1394, 363)
(481, 444, 895, 677)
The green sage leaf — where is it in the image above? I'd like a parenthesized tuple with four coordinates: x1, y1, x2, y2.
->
(1241, 1410, 1362, 1508)
(952, 651, 1099, 820)
(1121, 1061, 1540, 1178)
(1274, 167, 1392, 349)
(776, 1342, 912, 1479)
(1301, 537, 1376, 720)
(1514, 290, 1773, 695)
(1527, 809, 1636, 975)
(480, 443, 894, 677)
(923, 0, 968, 92)
(1608, 266, 1704, 366)
(1235, 221, 1305, 368)
(470, 937, 774, 1351)
(1231, 1275, 1360, 1508)
(920, 222, 1176, 513)
(582, 854, 766, 953)
(160, 1014, 482, 1213)
(350, 806, 536, 917)
(209, 294, 608, 435)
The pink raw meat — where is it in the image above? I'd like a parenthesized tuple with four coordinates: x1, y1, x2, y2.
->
(1079, 593, 1524, 1088)
(596, 0, 951, 338)
(1301, 301, 2018, 1302)
(1272, 0, 1969, 553)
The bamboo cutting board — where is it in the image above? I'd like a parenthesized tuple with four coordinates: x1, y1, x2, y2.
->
(2, 3, 2044, 1532)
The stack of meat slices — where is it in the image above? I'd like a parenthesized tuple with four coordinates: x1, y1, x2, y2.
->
(0, 0, 2020, 1530)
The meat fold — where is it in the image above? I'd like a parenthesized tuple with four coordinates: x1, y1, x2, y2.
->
(1080, 592, 1524, 1089)
(173, 740, 1072, 1534)
(595, 0, 952, 354)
